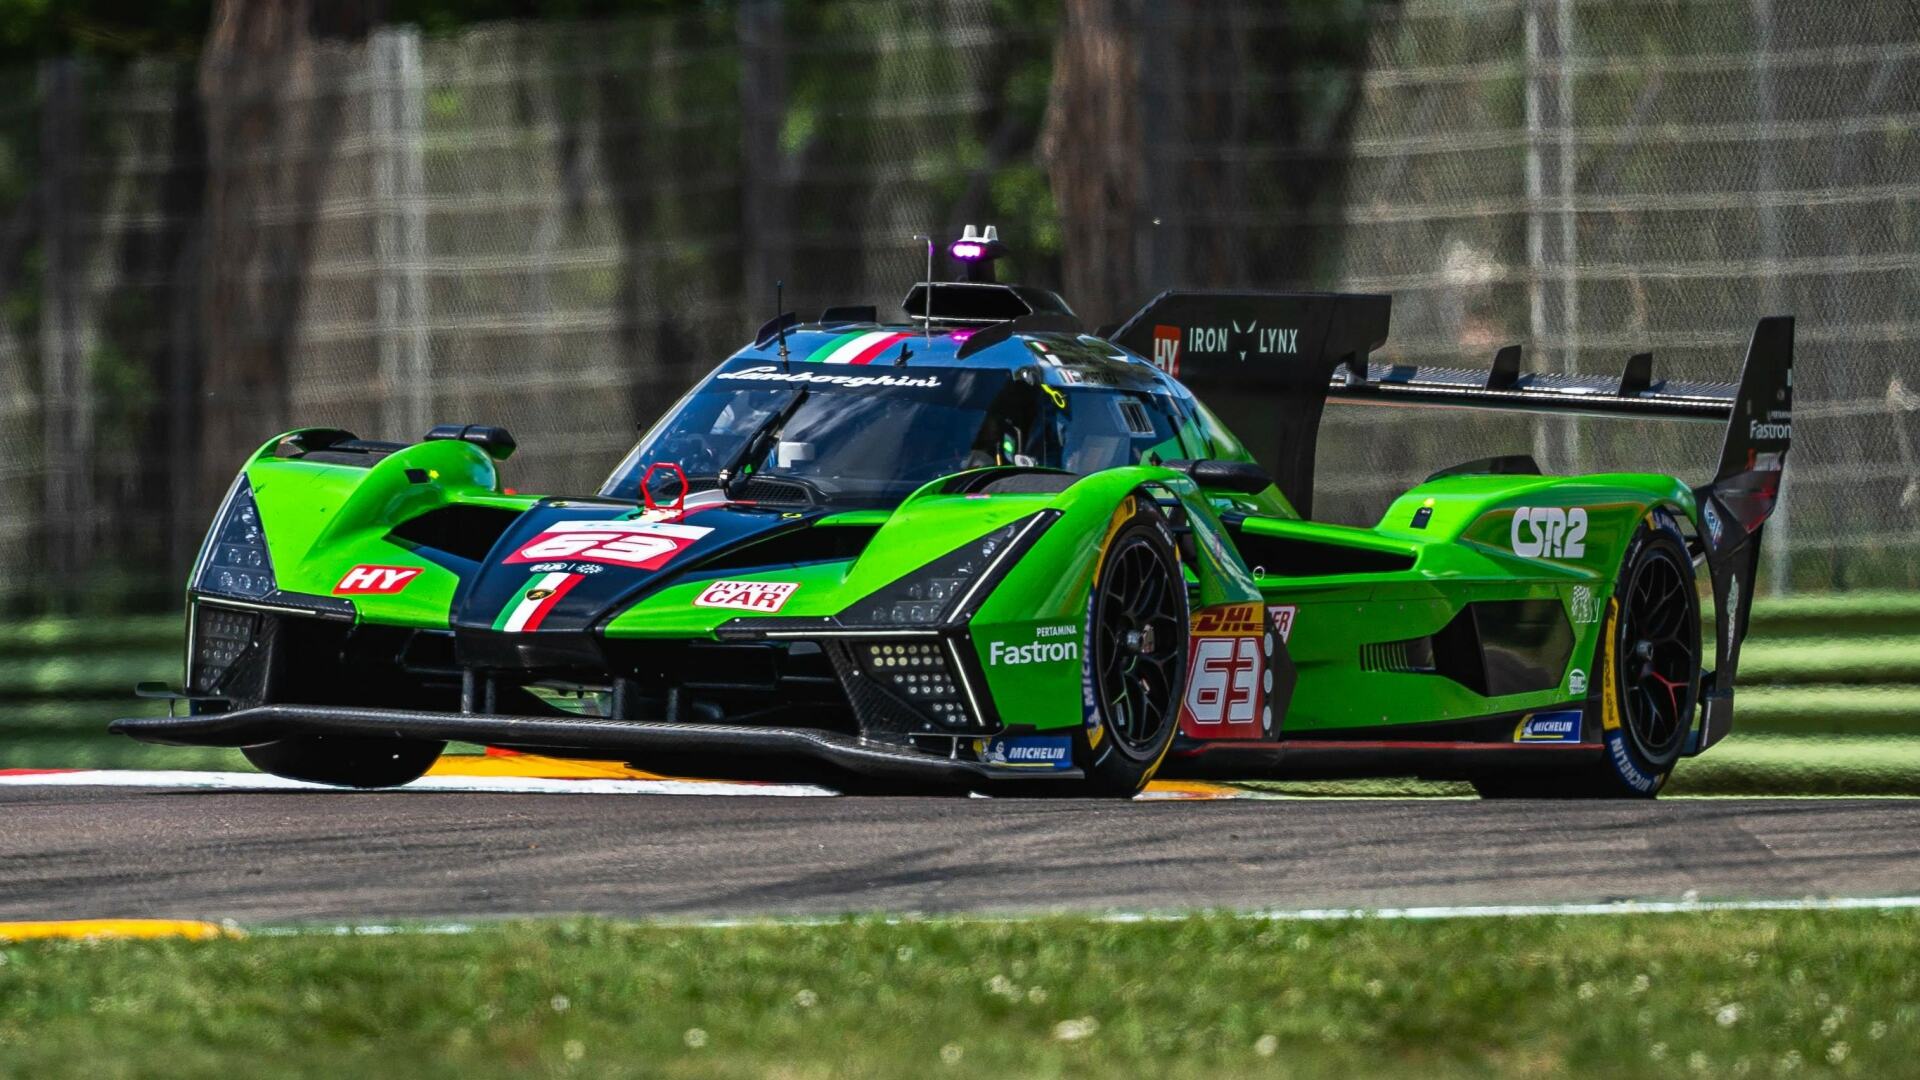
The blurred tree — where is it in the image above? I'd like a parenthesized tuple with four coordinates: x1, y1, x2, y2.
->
(1042, 0, 1389, 328)
(0, 0, 208, 63)
(1039, 0, 1142, 329)
(195, 0, 384, 507)
(389, 0, 712, 36)
(0, 0, 731, 61)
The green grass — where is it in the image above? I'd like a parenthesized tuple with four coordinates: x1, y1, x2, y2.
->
(1732, 686, 1920, 735)
(0, 614, 177, 653)
(0, 736, 247, 771)
(1670, 735, 1920, 796)
(1705, 591, 1920, 638)
(2, 913, 1917, 1078)
(1738, 638, 1920, 686)
(0, 654, 178, 698)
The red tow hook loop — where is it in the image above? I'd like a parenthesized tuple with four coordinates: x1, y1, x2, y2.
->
(640, 462, 687, 514)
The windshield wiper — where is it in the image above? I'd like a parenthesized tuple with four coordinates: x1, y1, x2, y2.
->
(719, 387, 809, 499)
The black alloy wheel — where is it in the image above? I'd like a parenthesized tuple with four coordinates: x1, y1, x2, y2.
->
(1093, 529, 1187, 758)
(1617, 539, 1699, 764)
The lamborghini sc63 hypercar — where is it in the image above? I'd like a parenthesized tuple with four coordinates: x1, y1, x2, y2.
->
(117, 239, 1792, 797)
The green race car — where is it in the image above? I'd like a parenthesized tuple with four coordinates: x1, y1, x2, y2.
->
(117, 232, 1793, 797)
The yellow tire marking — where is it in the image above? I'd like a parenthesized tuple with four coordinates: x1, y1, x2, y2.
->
(1600, 597, 1623, 733)
(0, 919, 236, 942)
(1091, 498, 1135, 586)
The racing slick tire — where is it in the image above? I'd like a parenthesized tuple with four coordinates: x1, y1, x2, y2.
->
(1071, 496, 1190, 797)
(242, 736, 445, 790)
(1474, 511, 1700, 800)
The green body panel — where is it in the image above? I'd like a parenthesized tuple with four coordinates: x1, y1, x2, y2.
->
(1243, 472, 1695, 734)
(239, 431, 535, 630)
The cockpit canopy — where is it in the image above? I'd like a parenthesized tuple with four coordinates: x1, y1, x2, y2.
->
(601, 360, 1202, 507)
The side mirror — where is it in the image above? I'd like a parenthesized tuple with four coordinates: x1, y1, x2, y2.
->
(424, 423, 516, 462)
(1166, 458, 1274, 495)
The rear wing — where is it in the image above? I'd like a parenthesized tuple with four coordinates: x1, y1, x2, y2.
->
(1112, 291, 1792, 751)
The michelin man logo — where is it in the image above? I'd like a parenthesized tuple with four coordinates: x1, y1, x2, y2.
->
(1570, 586, 1597, 625)
(1702, 502, 1724, 548)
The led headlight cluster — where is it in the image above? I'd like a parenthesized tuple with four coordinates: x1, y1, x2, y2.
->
(854, 511, 1055, 626)
(193, 475, 277, 600)
(862, 642, 968, 726)
(191, 607, 259, 693)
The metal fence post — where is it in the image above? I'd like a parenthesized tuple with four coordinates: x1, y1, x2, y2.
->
(372, 27, 430, 442)
(1754, 0, 1791, 595)
(1524, 0, 1549, 473)
(739, 0, 790, 314)
(38, 57, 93, 605)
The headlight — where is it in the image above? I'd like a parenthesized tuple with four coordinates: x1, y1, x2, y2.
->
(193, 474, 277, 600)
(853, 511, 1057, 626)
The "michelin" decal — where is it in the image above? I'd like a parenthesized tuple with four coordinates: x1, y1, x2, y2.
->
(983, 735, 1073, 770)
(1514, 710, 1583, 743)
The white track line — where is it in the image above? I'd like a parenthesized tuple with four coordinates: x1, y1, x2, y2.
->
(0, 769, 833, 798)
(1106, 895, 1920, 922)
(680, 895, 1920, 928)
(242, 895, 1920, 937)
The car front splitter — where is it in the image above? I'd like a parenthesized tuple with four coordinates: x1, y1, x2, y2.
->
(110, 705, 1082, 785)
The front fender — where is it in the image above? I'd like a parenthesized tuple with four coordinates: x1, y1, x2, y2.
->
(965, 466, 1259, 732)
(236, 429, 530, 621)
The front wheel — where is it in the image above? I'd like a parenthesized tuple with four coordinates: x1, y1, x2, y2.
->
(243, 736, 444, 789)
(1073, 497, 1190, 797)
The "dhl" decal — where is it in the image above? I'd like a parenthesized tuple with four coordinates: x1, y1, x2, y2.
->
(1191, 602, 1264, 636)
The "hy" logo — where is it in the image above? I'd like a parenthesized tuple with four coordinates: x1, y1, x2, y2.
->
(333, 565, 422, 595)
(1150, 325, 1182, 375)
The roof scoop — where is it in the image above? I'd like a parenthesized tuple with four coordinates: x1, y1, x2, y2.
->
(948, 223, 1009, 283)
(902, 225, 1076, 328)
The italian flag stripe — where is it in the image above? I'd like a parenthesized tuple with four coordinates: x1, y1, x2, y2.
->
(844, 331, 910, 365)
(494, 571, 581, 633)
(804, 331, 863, 363)
(810, 330, 903, 365)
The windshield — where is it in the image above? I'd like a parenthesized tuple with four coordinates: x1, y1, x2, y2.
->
(602, 365, 1196, 505)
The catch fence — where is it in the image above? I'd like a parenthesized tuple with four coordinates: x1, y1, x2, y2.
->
(0, 0, 1914, 612)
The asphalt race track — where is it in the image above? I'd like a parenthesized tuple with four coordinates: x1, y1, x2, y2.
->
(5, 787, 1920, 922)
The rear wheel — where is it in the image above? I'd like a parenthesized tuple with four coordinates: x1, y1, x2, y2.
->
(1074, 498, 1189, 797)
(242, 736, 444, 789)
(1475, 512, 1700, 799)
